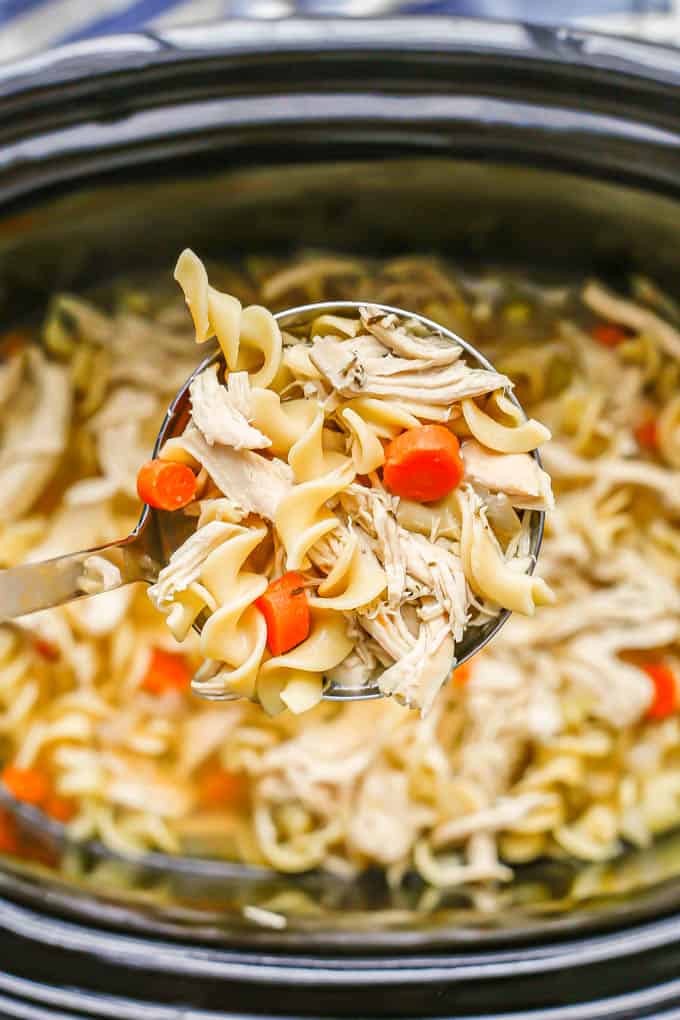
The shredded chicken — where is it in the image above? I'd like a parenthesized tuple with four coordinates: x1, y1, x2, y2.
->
(189, 367, 270, 449)
(149, 520, 233, 609)
(542, 441, 680, 513)
(0, 350, 71, 518)
(584, 280, 680, 360)
(374, 611, 454, 715)
(461, 439, 554, 511)
(360, 306, 463, 365)
(18, 255, 680, 897)
(310, 334, 509, 416)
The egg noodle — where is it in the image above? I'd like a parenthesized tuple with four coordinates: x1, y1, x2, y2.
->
(0, 254, 677, 884)
(151, 249, 552, 716)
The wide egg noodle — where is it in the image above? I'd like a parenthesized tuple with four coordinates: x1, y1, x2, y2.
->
(174, 248, 282, 388)
(195, 524, 269, 700)
(257, 611, 354, 716)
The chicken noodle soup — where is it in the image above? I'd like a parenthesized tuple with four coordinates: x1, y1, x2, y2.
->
(143, 250, 554, 715)
(0, 254, 677, 881)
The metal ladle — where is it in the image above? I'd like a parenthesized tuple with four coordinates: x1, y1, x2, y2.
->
(0, 302, 545, 701)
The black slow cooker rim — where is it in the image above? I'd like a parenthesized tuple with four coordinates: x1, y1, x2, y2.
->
(2, 16, 680, 100)
(5, 890, 680, 1020)
(2, 20, 680, 1016)
(0, 17, 680, 214)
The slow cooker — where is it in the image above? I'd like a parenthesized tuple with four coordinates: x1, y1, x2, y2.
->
(2, 17, 680, 1018)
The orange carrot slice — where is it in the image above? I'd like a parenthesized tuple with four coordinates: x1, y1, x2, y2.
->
(591, 322, 629, 347)
(198, 767, 247, 808)
(635, 417, 658, 451)
(2, 765, 50, 807)
(33, 638, 60, 662)
(255, 571, 310, 655)
(43, 794, 76, 823)
(454, 659, 475, 686)
(136, 459, 197, 510)
(643, 662, 677, 720)
(141, 647, 192, 695)
(383, 425, 464, 502)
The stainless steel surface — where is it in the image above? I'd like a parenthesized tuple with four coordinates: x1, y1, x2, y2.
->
(0, 300, 544, 701)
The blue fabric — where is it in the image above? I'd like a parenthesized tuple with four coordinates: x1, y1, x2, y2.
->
(0, 0, 674, 52)
(57, 0, 185, 42)
(0, 0, 50, 17)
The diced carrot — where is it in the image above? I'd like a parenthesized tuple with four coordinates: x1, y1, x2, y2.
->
(383, 425, 464, 502)
(198, 767, 247, 808)
(591, 322, 629, 347)
(635, 417, 658, 451)
(643, 662, 677, 720)
(0, 809, 20, 855)
(454, 659, 474, 685)
(43, 794, 76, 823)
(255, 571, 310, 656)
(136, 459, 197, 511)
(2, 765, 50, 807)
(33, 638, 60, 662)
(141, 647, 192, 695)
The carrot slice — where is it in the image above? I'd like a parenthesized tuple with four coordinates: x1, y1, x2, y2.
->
(383, 425, 464, 502)
(198, 767, 247, 808)
(33, 638, 60, 662)
(43, 794, 77, 823)
(635, 417, 658, 451)
(643, 662, 677, 720)
(2, 765, 50, 807)
(255, 571, 310, 656)
(141, 647, 192, 695)
(136, 459, 197, 511)
(591, 322, 629, 347)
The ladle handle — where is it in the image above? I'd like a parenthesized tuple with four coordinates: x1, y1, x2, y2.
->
(0, 534, 155, 620)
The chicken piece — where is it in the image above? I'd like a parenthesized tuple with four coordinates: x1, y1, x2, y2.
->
(109, 312, 200, 395)
(189, 366, 270, 450)
(432, 791, 556, 847)
(67, 588, 134, 638)
(0, 349, 71, 518)
(374, 610, 454, 715)
(27, 502, 120, 563)
(103, 758, 192, 819)
(372, 499, 406, 606)
(66, 387, 161, 505)
(163, 424, 293, 521)
(461, 438, 554, 511)
(361, 606, 416, 662)
(310, 334, 509, 417)
(347, 766, 435, 864)
(563, 620, 679, 728)
(542, 441, 680, 513)
(148, 520, 233, 610)
(340, 483, 468, 637)
(325, 645, 377, 690)
(44, 293, 114, 347)
(177, 705, 243, 776)
(583, 280, 680, 360)
(360, 305, 462, 365)
(88, 386, 158, 429)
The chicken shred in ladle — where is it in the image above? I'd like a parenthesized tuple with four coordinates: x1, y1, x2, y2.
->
(0, 302, 545, 702)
